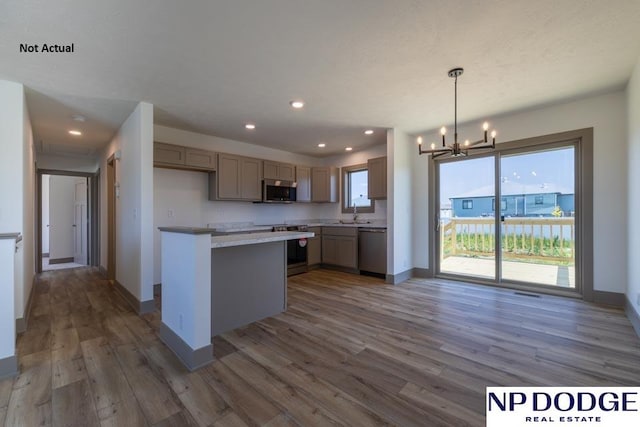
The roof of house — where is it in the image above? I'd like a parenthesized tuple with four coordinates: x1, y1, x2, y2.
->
(450, 182, 574, 199)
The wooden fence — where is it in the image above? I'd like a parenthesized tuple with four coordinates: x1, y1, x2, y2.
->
(440, 217, 574, 263)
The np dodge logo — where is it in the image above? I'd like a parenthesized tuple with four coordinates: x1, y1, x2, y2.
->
(486, 387, 640, 426)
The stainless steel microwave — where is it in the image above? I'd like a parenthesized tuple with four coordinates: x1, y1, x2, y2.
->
(262, 179, 297, 203)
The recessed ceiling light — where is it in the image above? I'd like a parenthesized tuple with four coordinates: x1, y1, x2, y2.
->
(71, 114, 86, 122)
(68, 130, 82, 136)
(245, 123, 256, 130)
(318, 143, 326, 148)
(345, 147, 353, 151)
(364, 129, 374, 135)
(290, 100, 305, 109)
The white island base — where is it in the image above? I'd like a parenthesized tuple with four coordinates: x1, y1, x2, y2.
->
(159, 227, 313, 370)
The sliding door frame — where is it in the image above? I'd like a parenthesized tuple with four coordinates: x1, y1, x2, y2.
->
(428, 128, 593, 301)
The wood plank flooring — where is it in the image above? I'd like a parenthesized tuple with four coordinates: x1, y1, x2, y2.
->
(3, 267, 640, 426)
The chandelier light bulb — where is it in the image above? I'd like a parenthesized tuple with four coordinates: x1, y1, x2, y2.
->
(440, 126, 447, 135)
(491, 130, 497, 138)
(483, 122, 489, 131)
(417, 136, 423, 144)
(464, 139, 470, 146)
(430, 143, 436, 150)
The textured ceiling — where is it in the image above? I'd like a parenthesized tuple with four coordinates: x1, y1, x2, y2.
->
(1, 0, 640, 157)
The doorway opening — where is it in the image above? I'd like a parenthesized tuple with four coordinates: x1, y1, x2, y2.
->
(36, 169, 100, 273)
(430, 128, 593, 300)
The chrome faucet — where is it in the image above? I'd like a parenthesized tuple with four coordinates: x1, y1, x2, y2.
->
(352, 204, 358, 221)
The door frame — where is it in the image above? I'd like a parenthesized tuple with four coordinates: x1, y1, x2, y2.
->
(428, 128, 593, 301)
(106, 155, 116, 281)
(36, 168, 100, 273)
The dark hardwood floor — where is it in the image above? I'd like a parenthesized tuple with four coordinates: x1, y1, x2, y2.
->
(1, 267, 639, 426)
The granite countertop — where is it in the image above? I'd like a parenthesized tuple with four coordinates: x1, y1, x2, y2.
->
(211, 231, 314, 248)
(307, 222, 387, 229)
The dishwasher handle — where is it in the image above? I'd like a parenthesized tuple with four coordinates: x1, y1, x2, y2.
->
(359, 228, 386, 233)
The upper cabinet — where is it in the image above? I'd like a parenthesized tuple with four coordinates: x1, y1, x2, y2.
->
(311, 167, 339, 203)
(367, 156, 387, 200)
(213, 153, 263, 201)
(263, 161, 296, 181)
(153, 142, 216, 172)
(296, 166, 311, 202)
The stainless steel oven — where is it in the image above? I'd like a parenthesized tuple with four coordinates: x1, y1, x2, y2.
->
(273, 225, 308, 276)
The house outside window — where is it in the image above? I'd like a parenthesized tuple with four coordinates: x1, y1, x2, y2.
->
(462, 200, 473, 209)
(492, 198, 507, 211)
(535, 195, 544, 205)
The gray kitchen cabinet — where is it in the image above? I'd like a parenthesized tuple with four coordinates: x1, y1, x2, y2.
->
(321, 227, 358, 269)
(185, 148, 216, 171)
(264, 160, 296, 181)
(154, 142, 217, 172)
(311, 167, 339, 203)
(296, 166, 311, 202)
(307, 227, 322, 266)
(154, 142, 186, 166)
(215, 153, 263, 200)
(367, 156, 387, 199)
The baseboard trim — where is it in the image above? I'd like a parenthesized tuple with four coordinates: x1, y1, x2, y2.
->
(386, 269, 412, 285)
(16, 275, 36, 334)
(593, 290, 625, 307)
(49, 257, 74, 265)
(159, 322, 213, 371)
(411, 268, 433, 279)
(112, 280, 155, 315)
(626, 296, 640, 339)
(0, 355, 18, 380)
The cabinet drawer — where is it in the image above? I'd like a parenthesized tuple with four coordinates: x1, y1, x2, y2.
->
(322, 226, 357, 237)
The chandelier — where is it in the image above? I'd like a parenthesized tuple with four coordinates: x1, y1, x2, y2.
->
(418, 67, 497, 158)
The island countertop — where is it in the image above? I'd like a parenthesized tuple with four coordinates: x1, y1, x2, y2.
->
(211, 231, 314, 248)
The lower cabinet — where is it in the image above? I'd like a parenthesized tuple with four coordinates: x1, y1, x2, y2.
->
(307, 227, 322, 267)
(321, 227, 358, 269)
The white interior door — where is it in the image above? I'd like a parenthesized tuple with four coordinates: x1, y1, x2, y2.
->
(73, 178, 88, 265)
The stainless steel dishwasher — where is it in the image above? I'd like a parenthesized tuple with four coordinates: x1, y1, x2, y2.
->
(358, 228, 387, 275)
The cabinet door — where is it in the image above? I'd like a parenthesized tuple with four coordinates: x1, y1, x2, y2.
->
(336, 236, 358, 268)
(311, 167, 329, 202)
(279, 164, 296, 181)
(241, 157, 262, 201)
(263, 161, 279, 180)
(321, 235, 338, 265)
(154, 143, 185, 166)
(217, 154, 242, 199)
(296, 166, 311, 202)
(307, 227, 322, 265)
(368, 156, 387, 199)
(185, 148, 216, 171)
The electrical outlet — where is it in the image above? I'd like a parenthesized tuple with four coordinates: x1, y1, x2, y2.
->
(168, 209, 174, 219)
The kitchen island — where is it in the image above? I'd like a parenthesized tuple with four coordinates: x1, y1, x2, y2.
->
(158, 226, 313, 370)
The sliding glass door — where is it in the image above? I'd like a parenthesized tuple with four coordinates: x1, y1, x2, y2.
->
(438, 156, 496, 280)
(499, 147, 575, 288)
(436, 143, 577, 291)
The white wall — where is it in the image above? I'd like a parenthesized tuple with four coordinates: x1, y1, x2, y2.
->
(412, 90, 628, 293)
(0, 80, 35, 327)
(627, 57, 640, 316)
(100, 102, 154, 303)
(48, 175, 77, 260)
(42, 175, 50, 254)
(387, 129, 413, 276)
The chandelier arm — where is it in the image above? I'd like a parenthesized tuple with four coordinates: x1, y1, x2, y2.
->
(468, 138, 490, 147)
(432, 151, 452, 159)
(419, 146, 454, 155)
(466, 144, 496, 151)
